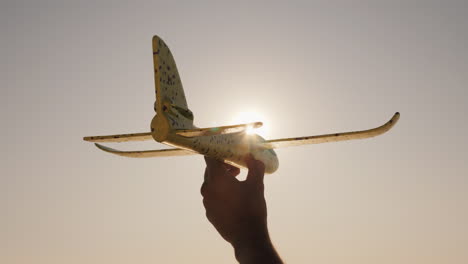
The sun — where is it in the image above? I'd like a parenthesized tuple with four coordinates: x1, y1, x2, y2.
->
(231, 110, 269, 138)
(245, 125, 255, 134)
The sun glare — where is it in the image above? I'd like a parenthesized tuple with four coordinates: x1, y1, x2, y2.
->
(231, 110, 269, 138)
(245, 125, 255, 134)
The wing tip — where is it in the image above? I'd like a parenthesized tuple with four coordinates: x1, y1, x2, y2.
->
(94, 142, 104, 150)
(83, 136, 102, 142)
(389, 112, 401, 126)
(94, 143, 115, 153)
(254, 121, 263, 128)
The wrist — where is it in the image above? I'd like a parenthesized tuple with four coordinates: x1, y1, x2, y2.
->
(233, 230, 282, 264)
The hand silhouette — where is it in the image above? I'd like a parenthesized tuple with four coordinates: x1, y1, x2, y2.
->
(201, 155, 282, 264)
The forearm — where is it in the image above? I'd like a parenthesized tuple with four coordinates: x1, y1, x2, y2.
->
(233, 233, 283, 264)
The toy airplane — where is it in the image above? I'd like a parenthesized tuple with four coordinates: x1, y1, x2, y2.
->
(84, 35, 400, 174)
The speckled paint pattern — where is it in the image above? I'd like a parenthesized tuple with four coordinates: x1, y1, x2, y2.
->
(150, 35, 279, 173)
(152, 35, 189, 115)
(84, 36, 399, 175)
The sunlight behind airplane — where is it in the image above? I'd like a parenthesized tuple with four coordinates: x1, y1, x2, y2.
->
(83, 35, 400, 174)
(232, 110, 270, 136)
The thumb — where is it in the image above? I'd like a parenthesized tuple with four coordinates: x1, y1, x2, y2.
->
(245, 155, 265, 185)
(204, 156, 231, 182)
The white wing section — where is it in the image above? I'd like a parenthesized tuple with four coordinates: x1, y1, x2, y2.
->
(262, 112, 400, 149)
(176, 122, 263, 137)
(94, 143, 197, 158)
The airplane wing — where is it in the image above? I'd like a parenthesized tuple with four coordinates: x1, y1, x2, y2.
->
(261, 112, 400, 149)
(175, 122, 263, 137)
(83, 121, 262, 142)
(94, 143, 197, 158)
(83, 132, 153, 143)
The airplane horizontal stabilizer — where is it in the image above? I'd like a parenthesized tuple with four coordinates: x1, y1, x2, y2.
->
(176, 122, 263, 137)
(83, 132, 153, 143)
(261, 112, 400, 149)
(94, 143, 196, 158)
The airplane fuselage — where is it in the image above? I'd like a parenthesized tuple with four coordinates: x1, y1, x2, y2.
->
(150, 106, 279, 173)
(163, 132, 279, 174)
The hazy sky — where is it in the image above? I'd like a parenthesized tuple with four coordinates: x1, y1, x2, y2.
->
(2, 1, 468, 263)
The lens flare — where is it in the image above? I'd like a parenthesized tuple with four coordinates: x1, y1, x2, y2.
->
(231, 110, 269, 138)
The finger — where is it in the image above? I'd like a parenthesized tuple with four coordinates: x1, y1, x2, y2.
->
(202, 197, 209, 209)
(204, 165, 210, 181)
(222, 163, 241, 178)
(204, 156, 230, 182)
(200, 181, 208, 197)
(245, 154, 265, 185)
(204, 155, 217, 165)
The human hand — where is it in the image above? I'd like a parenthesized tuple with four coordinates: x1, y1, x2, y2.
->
(201, 155, 282, 263)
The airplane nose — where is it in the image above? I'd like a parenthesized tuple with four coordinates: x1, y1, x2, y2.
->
(265, 153, 279, 174)
(252, 148, 278, 174)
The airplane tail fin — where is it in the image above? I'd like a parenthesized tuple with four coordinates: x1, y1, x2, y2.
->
(151, 35, 195, 141)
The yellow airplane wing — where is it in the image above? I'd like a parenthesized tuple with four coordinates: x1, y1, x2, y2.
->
(94, 143, 196, 158)
(83, 122, 262, 142)
(261, 112, 400, 149)
(176, 122, 263, 137)
(83, 132, 152, 143)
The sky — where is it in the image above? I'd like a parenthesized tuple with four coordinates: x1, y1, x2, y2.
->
(2, 1, 468, 263)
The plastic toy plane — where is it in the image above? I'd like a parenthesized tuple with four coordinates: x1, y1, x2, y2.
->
(84, 35, 400, 174)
